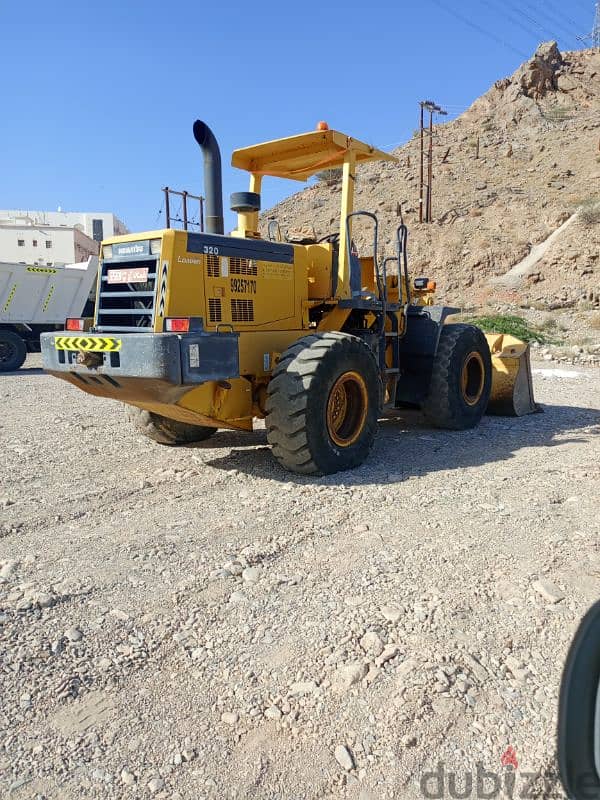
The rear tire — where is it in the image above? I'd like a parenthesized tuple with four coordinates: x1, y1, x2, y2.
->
(265, 332, 382, 475)
(422, 323, 491, 430)
(127, 407, 217, 445)
(0, 331, 27, 372)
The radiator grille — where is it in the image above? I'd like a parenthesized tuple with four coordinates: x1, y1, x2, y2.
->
(231, 299, 254, 322)
(208, 298, 222, 322)
(206, 254, 220, 278)
(229, 257, 257, 276)
(96, 258, 157, 332)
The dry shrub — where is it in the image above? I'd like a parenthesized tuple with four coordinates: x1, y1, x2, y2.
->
(316, 168, 343, 186)
(578, 199, 600, 227)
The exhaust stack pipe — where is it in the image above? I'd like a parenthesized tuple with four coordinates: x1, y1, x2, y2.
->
(192, 120, 224, 235)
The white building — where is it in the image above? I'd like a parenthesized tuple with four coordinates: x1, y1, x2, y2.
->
(0, 210, 128, 242)
(0, 210, 129, 267)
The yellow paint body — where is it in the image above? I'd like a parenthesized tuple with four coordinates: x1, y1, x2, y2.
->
(44, 127, 534, 433)
(45, 129, 403, 431)
(85, 223, 407, 431)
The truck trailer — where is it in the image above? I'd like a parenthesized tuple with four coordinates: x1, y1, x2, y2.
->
(0, 257, 97, 371)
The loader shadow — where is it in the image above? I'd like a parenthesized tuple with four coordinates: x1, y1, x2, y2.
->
(1, 367, 44, 377)
(199, 403, 600, 485)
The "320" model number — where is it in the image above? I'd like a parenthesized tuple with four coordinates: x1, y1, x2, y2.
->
(230, 278, 257, 294)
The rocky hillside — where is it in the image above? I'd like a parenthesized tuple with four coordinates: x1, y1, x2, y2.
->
(262, 43, 600, 317)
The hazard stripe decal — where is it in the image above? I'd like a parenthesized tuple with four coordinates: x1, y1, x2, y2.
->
(42, 285, 55, 311)
(27, 266, 57, 274)
(3, 283, 17, 312)
(54, 336, 122, 352)
(157, 261, 168, 316)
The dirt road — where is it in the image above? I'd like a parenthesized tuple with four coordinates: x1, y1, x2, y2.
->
(1, 355, 599, 799)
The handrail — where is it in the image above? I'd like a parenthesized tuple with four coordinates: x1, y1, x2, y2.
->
(396, 224, 410, 306)
(345, 211, 379, 298)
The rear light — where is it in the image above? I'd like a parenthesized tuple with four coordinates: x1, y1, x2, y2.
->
(427, 280, 437, 292)
(165, 318, 190, 332)
(66, 318, 85, 331)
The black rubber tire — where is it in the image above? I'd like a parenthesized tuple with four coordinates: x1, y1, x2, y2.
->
(422, 323, 492, 430)
(126, 406, 217, 445)
(265, 332, 382, 475)
(0, 331, 27, 372)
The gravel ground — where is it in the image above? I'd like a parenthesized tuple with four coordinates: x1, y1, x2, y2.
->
(1, 354, 599, 799)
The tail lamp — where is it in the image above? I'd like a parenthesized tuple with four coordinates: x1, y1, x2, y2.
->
(164, 318, 191, 333)
(66, 318, 90, 331)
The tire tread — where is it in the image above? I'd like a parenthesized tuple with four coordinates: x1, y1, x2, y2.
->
(127, 407, 217, 445)
(422, 323, 491, 430)
(266, 333, 381, 475)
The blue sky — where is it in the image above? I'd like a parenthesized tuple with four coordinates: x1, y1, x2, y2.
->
(1, 0, 594, 233)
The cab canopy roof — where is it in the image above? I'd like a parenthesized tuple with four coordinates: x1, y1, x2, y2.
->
(231, 129, 396, 182)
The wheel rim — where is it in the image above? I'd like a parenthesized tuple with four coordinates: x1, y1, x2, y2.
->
(461, 351, 485, 406)
(0, 341, 16, 364)
(326, 371, 369, 447)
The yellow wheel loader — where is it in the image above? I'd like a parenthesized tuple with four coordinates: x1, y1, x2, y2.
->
(41, 120, 536, 475)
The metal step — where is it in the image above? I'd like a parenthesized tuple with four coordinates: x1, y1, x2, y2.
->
(100, 291, 155, 298)
(94, 325, 153, 332)
(97, 309, 151, 316)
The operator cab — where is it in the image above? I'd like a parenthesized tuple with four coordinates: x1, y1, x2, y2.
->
(230, 122, 397, 303)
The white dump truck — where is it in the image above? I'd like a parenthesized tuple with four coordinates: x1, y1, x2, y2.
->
(0, 257, 98, 371)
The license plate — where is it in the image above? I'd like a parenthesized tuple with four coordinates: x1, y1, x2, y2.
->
(107, 267, 148, 284)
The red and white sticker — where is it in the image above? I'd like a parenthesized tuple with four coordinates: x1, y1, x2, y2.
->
(107, 267, 148, 284)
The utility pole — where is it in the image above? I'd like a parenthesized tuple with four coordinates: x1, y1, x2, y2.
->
(577, 2, 600, 48)
(419, 103, 425, 223)
(163, 187, 171, 230)
(418, 101, 448, 223)
(182, 190, 188, 231)
(426, 110, 434, 223)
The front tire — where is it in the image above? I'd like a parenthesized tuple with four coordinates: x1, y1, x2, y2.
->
(0, 331, 27, 372)
(265, 332, 382, 475)
(422, 323, 491, 430)
(127, 407, 217, 445)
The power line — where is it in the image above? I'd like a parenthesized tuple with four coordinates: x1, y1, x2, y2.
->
(544, 0, 586, 32)
(501, 0, 579, 46)
(482, 0, 554, 45)
(382, 106, 598, 159)
(425, 0, 529, 58)
(520, 0, 582, 43)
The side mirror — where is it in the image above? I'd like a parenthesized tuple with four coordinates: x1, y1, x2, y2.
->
(558, 599, 600, 799)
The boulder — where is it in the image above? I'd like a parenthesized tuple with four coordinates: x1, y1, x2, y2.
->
(517, 41, 563, 99)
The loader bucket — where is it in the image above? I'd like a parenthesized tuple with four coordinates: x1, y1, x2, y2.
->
(485, 333, 538, 416)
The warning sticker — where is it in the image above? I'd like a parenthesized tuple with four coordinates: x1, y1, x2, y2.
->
(261, 263, 293, 281)
(54, 336, 122, 352)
